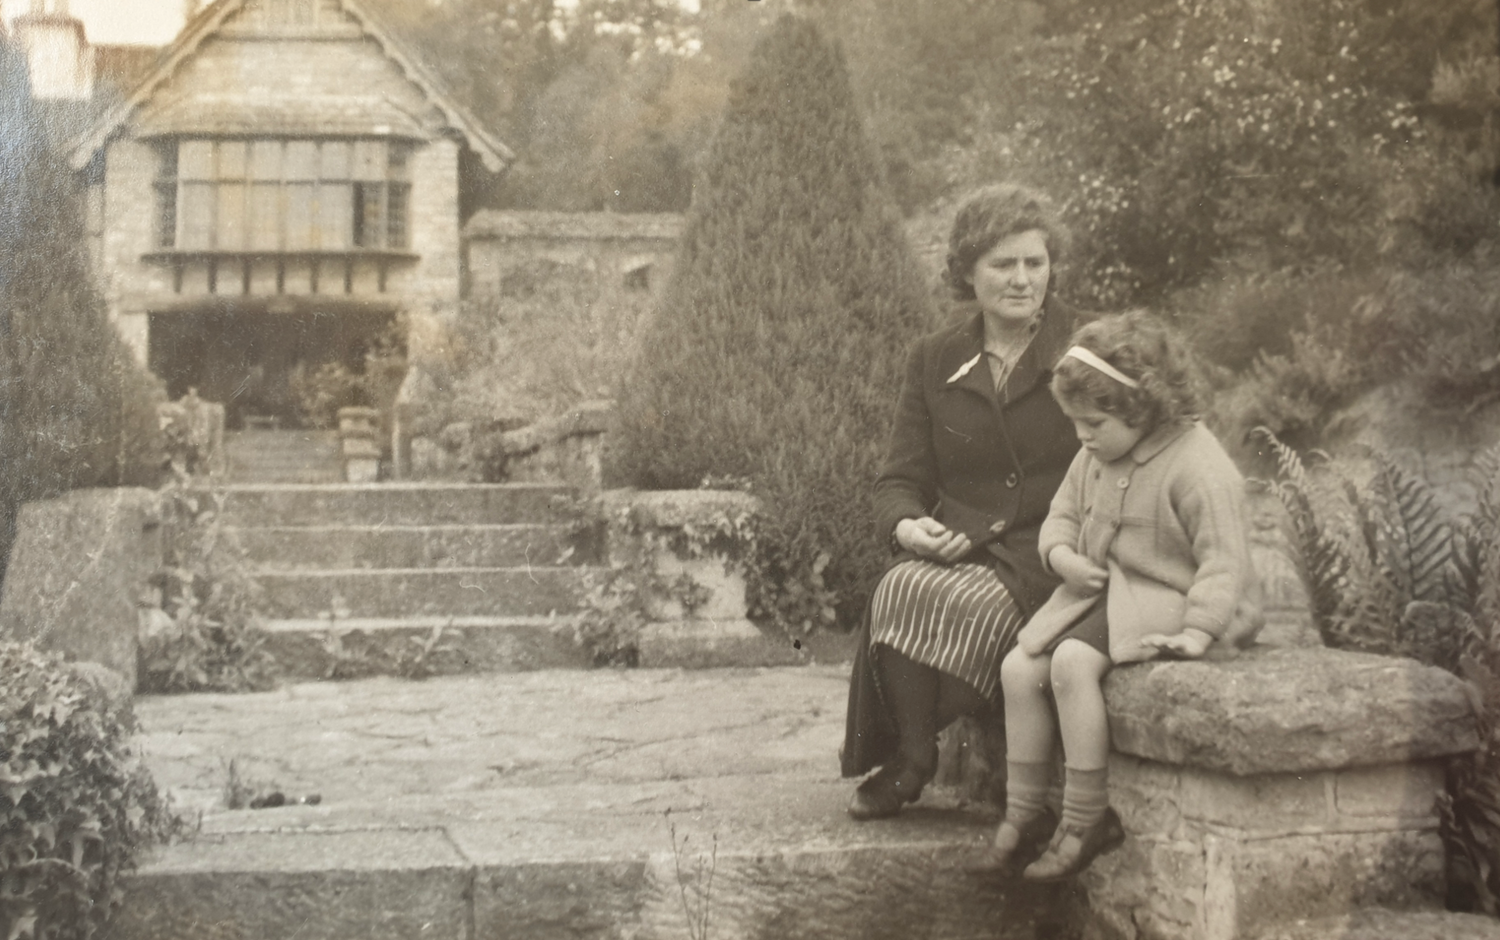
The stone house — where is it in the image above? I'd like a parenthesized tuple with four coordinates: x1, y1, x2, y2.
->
(57, 0, 513, 429)
(13, 0, 687, 463)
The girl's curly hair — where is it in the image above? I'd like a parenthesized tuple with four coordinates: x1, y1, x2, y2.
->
(1050, 310, 1203, 431)
(944, 183, 1071, 300)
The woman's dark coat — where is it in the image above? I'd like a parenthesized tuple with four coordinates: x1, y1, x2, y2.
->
(841, 299, 1084, 778)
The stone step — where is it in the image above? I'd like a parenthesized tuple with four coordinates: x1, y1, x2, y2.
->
(114, 667, 1085, 940)
(232, 523, 601, 569)
(260, 615, 591, 678)
(251, 566, 594, 619)
(204, 482, 577, 528)
(252, 616, 854, 679)
(224, 429, 343, 484)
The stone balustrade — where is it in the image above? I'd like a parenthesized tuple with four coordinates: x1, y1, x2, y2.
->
(495, 399, 613, 489)
(1083, 646, 1480, 940)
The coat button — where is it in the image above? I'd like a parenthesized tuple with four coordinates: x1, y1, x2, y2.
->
(1117, 477, 1129, 489)
(1006, 473, 1019, 488)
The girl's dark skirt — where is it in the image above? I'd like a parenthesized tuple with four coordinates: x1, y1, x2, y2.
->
(1042, 595, 1109, 657)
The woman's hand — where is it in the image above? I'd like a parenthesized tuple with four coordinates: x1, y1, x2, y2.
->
(1048, 546, 1107, 593)
(895, 517, 973, 563)
(1139, 628, 1214, 660)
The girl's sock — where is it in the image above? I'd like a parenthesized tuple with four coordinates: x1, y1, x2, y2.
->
(1004, 760, 1052, 827)
(1060, 766, 1109, 831)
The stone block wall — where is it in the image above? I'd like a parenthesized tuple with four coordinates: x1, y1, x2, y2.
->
(1082, 647, 1479, 940)
(0, 488, 163, 690)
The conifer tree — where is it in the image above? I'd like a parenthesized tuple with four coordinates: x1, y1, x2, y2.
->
(609, 14, 931, 630)
(0, 39, 164, 583)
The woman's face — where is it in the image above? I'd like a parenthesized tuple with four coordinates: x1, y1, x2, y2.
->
(969, 229, 1051, 324)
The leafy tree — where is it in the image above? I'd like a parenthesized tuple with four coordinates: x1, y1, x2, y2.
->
(368, 0, 712, 211)
(0, 39, 165, 586)
(609, 14, 932, 631)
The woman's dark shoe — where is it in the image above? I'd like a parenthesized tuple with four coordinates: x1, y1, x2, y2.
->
(962, 808, 1059, 877)
(1021, 807, 1125, 882)
(847, 762, 931, 821)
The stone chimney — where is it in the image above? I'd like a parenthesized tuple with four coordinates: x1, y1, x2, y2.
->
(12, 0, 95, 101)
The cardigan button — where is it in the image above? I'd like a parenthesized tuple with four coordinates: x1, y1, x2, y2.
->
(1005, 473, 1019, 488)
(1117, 478, 1129, 489)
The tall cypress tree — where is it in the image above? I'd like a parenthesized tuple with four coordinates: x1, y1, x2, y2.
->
(609, 14, 931, 629)
(0, 39, 164, 585)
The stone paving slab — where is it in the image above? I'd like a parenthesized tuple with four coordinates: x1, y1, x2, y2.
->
(117, 666, 1086, 940)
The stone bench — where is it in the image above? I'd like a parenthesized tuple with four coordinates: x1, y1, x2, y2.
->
(1083, 645, 1480, 940)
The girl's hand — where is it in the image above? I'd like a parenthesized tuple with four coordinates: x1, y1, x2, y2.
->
(1048, 546, 1107, 593)
(896, 517, 972, 563)
(1139, 629, 1214, 660)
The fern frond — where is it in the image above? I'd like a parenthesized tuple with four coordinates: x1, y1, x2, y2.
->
(1376, 455, 1455, 604)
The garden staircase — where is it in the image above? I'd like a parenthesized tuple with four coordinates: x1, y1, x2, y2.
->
(211, 482, 605, 677)
(115, 484, 1070, 940)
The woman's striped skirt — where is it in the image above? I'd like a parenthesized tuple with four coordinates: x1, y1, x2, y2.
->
(868, 559, 1024, 700)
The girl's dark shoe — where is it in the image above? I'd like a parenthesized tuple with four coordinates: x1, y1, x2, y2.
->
(1021, 807, 1125, 881)
(962, 808, 1059, 878)
(847, 761, 931, 821)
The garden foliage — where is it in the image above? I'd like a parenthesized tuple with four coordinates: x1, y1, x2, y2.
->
(0, 641, 173, 940)
(413, 257, 657, 443)
(1258, 431, 1500, 915)
(0, 40, 165, 586)
(608, 14, 932, 631)
(137, 475, 277, 694)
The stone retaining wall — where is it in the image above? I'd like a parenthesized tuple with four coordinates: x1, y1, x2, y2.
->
(0, 488, 162, 689)
(1083, 647, 1479, 940)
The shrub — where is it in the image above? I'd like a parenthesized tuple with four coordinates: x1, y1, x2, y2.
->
(0, 40, 166, 585)
(137, 475, 278, 694)
(1201, 263, 1500, 458)
(1258, 432, 1500, 915)
(608, 14, 932, 631)
(0, 641, 174, 940)
(418, 258, 655, 437)
(288, 316, 407, 431)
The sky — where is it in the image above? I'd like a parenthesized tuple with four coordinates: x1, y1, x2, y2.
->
(2, 0, 187, 46)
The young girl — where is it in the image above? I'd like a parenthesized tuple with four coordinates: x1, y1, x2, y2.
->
(973, 310, 1262, 881)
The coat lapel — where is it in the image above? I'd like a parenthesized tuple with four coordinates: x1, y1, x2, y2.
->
(938, 309, 998, 403)
(938, 300, 1076, 406)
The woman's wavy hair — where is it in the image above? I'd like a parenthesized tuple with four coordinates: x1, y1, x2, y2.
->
(1050, 310, 1204, 431)
(944, 183, 1071, 300)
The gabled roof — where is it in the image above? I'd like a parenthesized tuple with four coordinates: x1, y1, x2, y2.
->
(68, 0, 512, 172)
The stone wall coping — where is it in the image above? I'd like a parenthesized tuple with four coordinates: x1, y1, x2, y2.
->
(497, 400, 615, 457)
(464, 210, 685, 242)
(1105, 645, 1478, 776)
(597, 488, 761, 530)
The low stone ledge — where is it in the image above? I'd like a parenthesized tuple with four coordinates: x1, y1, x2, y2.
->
(1104, 646, 1479, 775)
(1086, 646, 1481, 940)
(1252, 908, 1500, 940)
(599, 487, 760, 532)
(493, 400, 615, 489)
(0, 488, 162, 690)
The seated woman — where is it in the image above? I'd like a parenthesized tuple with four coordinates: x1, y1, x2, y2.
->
(842, 183, 1084, 819)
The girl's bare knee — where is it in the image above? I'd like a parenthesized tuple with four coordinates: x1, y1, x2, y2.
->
(1050, 640, 1108, 697)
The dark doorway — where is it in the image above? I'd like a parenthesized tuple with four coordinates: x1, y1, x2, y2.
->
(149, 306, 398, 429)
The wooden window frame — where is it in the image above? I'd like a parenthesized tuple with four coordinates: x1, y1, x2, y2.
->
(162, 138, 414, 254)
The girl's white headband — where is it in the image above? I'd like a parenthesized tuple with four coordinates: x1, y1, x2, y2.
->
(1063, 346, 1140, 389)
